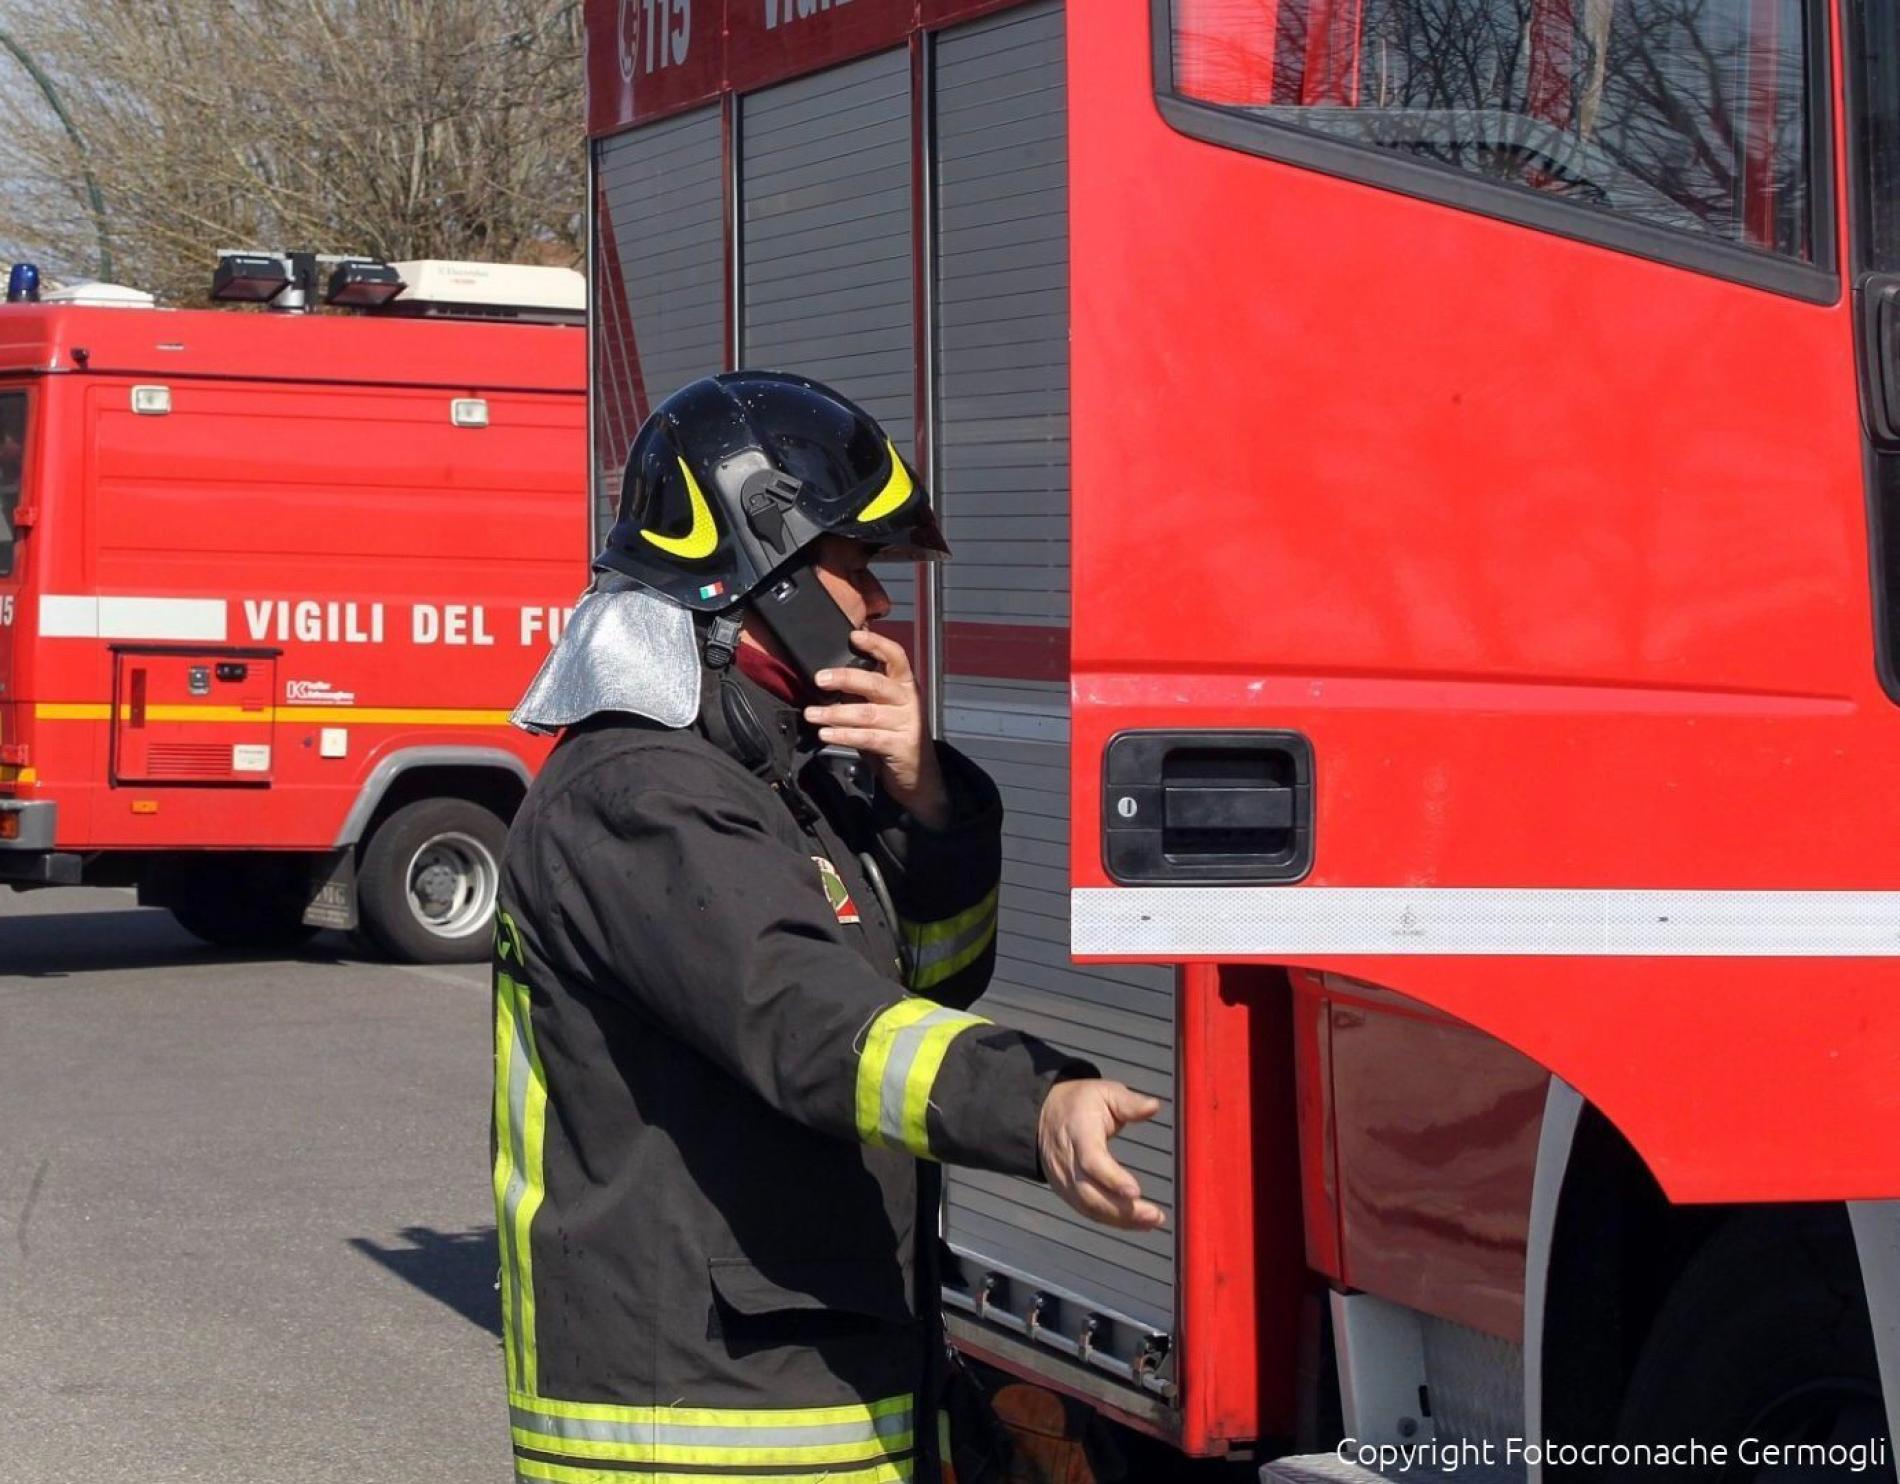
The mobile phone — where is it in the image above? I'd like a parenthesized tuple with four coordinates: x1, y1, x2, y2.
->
(751, 559, 877, 689)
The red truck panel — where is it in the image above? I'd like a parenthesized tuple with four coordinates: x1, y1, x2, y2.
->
(1067, 9, 1900, 1207)
(1316, 973, 1545, 1342)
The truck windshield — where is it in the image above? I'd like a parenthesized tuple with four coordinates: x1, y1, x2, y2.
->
(0, 392, 24, 578)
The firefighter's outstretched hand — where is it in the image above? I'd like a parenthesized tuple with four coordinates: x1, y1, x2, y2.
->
(808, 629, 950, 829)
(1038, 1080, 1167, 1231)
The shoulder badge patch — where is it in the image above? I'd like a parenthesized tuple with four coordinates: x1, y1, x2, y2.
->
(812, 855, 860, 925)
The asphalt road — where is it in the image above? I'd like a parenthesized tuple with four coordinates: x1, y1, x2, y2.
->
(0, 886, 506, 1483)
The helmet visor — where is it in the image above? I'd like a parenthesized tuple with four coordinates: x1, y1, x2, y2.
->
(824, 438, 949, 559)
(868, 500, 950, 563)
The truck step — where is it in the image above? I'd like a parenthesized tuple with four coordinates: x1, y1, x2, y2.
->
(1261, 1452, 1523, 1484)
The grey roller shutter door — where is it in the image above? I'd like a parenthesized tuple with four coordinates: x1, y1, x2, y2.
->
(939, 689, 1178, 1345)
(740, 48, 917, 624)
(593, 107, 727, 550)
(935, 3, 1070, 634)
(933, 1, 1178, 1392)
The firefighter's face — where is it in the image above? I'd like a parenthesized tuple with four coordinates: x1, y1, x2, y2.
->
(811, 535, 891, 627)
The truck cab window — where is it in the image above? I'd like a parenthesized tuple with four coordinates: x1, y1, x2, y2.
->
(1169, 0, 1817, 261)
(0, 392, 25, 578)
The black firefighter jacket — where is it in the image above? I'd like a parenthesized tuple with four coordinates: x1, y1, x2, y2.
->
(491, 666, 1088, 1484)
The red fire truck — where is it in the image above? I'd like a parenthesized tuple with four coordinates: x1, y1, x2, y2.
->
(584, 0, 1900, 1477)
(0, 262, 587, 963)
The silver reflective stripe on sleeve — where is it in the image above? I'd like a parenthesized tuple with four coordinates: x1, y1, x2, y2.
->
(900, 885, 998, 991)
(854, 999, 990, 1158)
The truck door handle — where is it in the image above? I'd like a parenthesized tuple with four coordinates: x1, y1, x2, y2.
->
(1104, 730, 1313, 884)
(1162, 782, 1294, 832)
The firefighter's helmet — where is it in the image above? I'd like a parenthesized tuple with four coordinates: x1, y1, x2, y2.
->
(596, 371, 947, 611)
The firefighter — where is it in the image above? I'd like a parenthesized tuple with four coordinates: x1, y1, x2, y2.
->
(495, 371, 1163, 1484)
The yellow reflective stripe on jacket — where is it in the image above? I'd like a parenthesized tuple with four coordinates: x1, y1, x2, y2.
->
(516, 1458, 914, 1484)
(510, 1390, 915, 1469)
(854, 998, 989, 1157)
(496, 908, 527, 969)
(494, 927, 550, 1399)
(899, 886, 998, 992)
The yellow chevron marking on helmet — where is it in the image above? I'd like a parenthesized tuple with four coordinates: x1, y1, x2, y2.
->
(853, 441, 914, 523)
(640, 458, 719, 561)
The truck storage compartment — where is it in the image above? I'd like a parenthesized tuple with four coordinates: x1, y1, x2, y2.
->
(938, 688, 1178, 1392)
(739, 46, 918, 626)
(111, 647, 276, 785)
(592, 104, 726, 545)
(933, 2, 1179, 1399)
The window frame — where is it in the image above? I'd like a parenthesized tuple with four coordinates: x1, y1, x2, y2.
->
(1842, 0, 1900, 702)
(1843, 0, 1900, 277)
(0, 386, 32, 581)
(1149, 0, 1839, 302)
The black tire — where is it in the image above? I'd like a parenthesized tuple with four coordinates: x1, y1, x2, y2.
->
(1614, 1212, 1891, 1483)
(357, 797, 507, 964)
(167, 858, 320, 952)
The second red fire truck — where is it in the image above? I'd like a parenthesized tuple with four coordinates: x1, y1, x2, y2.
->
(0, 259, 587, 962)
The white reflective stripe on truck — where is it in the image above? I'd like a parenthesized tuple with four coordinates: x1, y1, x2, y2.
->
(1073, 886, 1900, 957)
(39, 595, 228, 641)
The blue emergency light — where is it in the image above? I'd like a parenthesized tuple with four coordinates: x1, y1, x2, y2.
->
(6, 263, 40, 303)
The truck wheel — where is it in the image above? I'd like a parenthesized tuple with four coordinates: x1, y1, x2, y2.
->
(167, 860, 319, 952)
(1614, 1212, 1888, 1481)
(357, 797, 506, 964)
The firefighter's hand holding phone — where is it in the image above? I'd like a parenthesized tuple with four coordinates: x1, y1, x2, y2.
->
(806, 629, 950, 829)
(1038, 1080, 1167, 1231)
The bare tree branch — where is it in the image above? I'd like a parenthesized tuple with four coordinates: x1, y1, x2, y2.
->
(0, 0, 584, 303)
